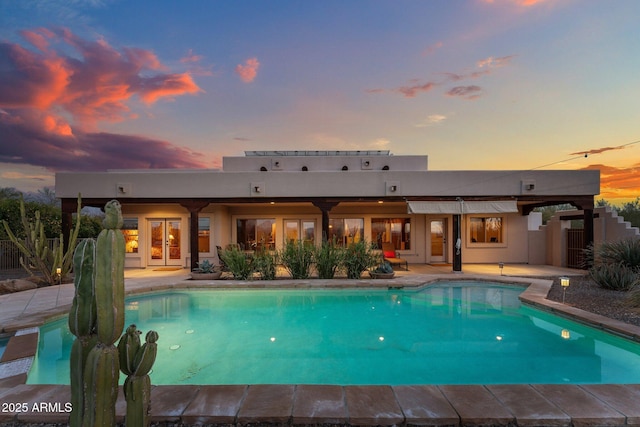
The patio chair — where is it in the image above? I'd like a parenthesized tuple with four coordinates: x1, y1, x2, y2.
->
(381, 242, 409, 271)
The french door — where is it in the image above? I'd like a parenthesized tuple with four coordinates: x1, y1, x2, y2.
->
(429, 219, 447, 263)
(148, 219, 182, 266)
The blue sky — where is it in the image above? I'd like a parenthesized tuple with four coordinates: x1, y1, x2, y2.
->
(1, 0, 639, 201)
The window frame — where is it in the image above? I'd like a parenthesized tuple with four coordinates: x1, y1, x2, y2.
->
(370, 217, 411, 251)
(466, 215, 507, 248)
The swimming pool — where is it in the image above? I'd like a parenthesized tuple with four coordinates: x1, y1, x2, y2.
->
(28, 281, 640, 385)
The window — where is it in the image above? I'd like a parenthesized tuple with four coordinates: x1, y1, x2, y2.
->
(198, 217, 210, 253)
(328, 218, 364, 246)
(122, 218, 138, 253)
(284, 219, 316, 246)
(371, 218, 411, 250)
(469, 217, 503, 243)
(237, 218, 276, 250)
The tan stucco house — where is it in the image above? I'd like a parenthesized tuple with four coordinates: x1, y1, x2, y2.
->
(55, 151, 600, 272)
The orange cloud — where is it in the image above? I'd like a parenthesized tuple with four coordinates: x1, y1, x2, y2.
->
(0, 27, 203, 125)
(570, 145, 628, 157)
(582, 163, 640, 200)
(43, 114, 73, 136)
(235, 57, 260, 83)
(0, 28, 210, 173)
(138, 73, 201, 104)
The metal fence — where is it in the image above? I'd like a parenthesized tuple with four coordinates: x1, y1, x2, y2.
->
(0, 239, 60, 270)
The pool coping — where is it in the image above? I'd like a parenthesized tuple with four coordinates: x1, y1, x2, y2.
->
(1, 274, 640, 426)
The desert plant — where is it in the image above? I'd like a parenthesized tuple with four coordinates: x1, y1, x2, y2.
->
(279, 240, 314, 279)
(314, 239, 343, 279)
(589, 262, 640, 291)
(586, 238, 640, 291)
(2, 194, 82, 285)
(69, 200, 159, 427)
(371, 260, 394, 274)
(253, 249, 277, 280)
(221, 246, 254, 280)
(193, 259, 218, 273)
(342, 240, 379, 279)
(119, 326, 158, 427)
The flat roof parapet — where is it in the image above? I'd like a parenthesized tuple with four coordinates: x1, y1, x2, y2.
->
(244, 150, 391, 156)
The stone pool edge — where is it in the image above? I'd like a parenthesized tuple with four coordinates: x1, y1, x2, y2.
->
(1, 274, 640, 426)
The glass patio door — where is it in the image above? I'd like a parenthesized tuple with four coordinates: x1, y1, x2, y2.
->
(429, 219, 446, 263)
(284, 219, 316, 246)
(148, 219, 182, 266)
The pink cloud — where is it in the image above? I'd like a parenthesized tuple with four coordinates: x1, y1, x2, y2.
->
(395, 82, 437, 98)
(0, 28, 209, 173)
(235, 57, 260, 83)
(422, 41, 443, 56)
(0, 27, 203, 125)
(446, 85, 482, 100)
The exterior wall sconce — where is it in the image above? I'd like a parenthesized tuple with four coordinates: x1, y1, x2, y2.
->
(389, 185, 397, 192)
(254, 186, 261, 193)
(499, 262, 504, 275)
(560, 277, 570, 303)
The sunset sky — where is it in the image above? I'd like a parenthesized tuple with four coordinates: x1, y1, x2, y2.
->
(1, 0, 639, 203)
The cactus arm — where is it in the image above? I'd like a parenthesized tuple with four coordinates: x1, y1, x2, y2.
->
(123, 330, 158, 427)
(118, 325, 141, 376)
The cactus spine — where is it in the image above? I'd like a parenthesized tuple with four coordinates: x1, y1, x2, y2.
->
(120, 328, 158, 427)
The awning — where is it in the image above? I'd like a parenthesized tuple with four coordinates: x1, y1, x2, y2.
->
(407, 200, 518, 214)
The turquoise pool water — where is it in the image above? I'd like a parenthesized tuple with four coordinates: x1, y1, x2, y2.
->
(29, 282, 640, 385)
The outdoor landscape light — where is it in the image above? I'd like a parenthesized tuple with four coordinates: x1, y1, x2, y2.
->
(560, 277, 570, 303)
(499, 262, 504, 275)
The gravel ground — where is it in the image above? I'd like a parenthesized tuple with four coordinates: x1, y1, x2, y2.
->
(546, 274, 640, 327)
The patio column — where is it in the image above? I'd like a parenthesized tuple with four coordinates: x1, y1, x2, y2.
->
(312, 201, 339, 242)
(452, 214, 462, 272)
(583, 208, 594, 267)
(181, 201, 210, 271)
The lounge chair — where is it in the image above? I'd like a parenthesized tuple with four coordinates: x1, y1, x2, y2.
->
(381, 242, 408, 271)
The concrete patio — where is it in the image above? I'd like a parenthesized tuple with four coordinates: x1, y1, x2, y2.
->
(2, 264, 640, 426)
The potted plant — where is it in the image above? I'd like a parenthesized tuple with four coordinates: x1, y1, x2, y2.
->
(369, 260, 395, 279)
(190, 259, 222, 280)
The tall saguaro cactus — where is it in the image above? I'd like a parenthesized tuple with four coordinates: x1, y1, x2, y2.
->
(83, 199, 125, 426)
(69, 199, 158, 427)
(68, 200, 125, 427)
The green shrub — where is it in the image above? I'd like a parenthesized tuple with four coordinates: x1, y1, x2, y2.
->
(220, 247, 254, 280)
(342, 240, 379, 279)
(590, 238, 640, 269)
(314, 240, 343, 279)
(626, 285, 640, 307)
(253, 249, 277, 280)
(279, 241, 314, 279)
(589, 262, 639, 291)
